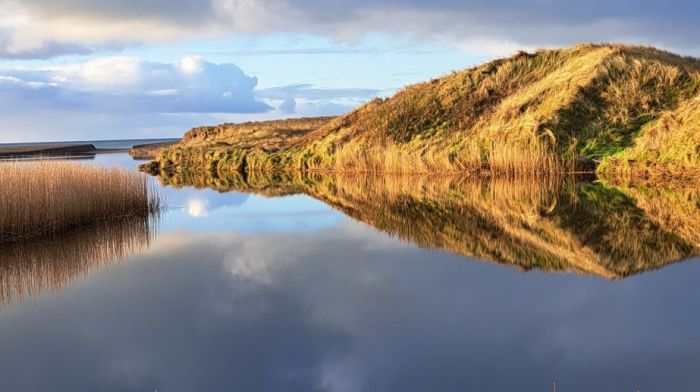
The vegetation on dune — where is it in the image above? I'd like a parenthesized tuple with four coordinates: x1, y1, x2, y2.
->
(180, 117, 334, 148)
(0, 162, 161, 243)
(130, 140, 180, 160)
(598, 95, 700, 183)
(143, 117, 335, 174)
(146, 44, 700, 182)
(150, 168, 700, 279)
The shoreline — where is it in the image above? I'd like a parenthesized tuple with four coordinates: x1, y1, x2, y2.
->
(0, 144, 100, 160)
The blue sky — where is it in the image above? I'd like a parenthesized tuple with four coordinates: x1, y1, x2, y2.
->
(0, 0, 699, 142)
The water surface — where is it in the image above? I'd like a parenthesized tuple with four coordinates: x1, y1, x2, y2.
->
(1, 151, 699, 391)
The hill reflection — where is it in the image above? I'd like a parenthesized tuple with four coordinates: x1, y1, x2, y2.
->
(0, 216, 156, 305)
(152, 169, 700, 279)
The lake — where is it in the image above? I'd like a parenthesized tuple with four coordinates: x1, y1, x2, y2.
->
(1, 151, 699, 391)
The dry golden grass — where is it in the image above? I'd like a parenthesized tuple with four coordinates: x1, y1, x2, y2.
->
(182, 117, 334, 149)
(0, 161, 161, 243)
(598, 95, 700, 184)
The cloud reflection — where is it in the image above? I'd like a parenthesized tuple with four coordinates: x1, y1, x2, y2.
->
(185, 198, 209, 217)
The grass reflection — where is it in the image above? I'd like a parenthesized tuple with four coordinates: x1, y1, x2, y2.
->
(152, 169, 700, 279)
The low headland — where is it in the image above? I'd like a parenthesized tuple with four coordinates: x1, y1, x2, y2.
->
(141, 44, 700, 185)
(129, 140, 181, 160)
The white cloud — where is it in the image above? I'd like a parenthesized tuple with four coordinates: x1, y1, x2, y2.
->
(178, 56, 204, 74)
(0, 55, 382, 142)
(149, 89, 178, 96)
(454, 37, 536, 57)
(255, 83, 381, 117)
(62, 57, 144, 90)
(0, 56, 269, 112)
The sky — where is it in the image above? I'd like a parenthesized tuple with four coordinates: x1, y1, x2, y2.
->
(0, 0, 699, 142)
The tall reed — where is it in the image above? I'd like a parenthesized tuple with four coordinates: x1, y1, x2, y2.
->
(0, 161, 161, 243)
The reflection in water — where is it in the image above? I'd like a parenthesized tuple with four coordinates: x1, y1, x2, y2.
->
(2, 158, 700, 391)
(0, 216, 156, 305)
(153, 170, 700, 278)
(3, 213, 700, 391)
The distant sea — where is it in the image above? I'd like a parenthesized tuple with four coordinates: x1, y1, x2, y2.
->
(0, 138, 180, 150)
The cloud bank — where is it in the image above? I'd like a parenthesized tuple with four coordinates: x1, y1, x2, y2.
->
(0, 56, 274, 141)
(0, 56, 268, 113)
(2, 0, 700, 58)
(0, 55, 375, 141)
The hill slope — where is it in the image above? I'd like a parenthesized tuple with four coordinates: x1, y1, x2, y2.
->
(146, 44, 700, 181)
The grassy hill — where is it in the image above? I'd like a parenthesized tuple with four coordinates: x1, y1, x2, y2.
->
(144, 44, 700, 182)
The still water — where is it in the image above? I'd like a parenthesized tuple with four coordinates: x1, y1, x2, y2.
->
(1, 152, 699, 391)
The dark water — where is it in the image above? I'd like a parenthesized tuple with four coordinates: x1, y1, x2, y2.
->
(1, 152, 700, 391)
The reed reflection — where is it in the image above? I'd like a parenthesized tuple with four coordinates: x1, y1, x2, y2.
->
(0, 216, 157, 305)
(152, 169, 700, 279)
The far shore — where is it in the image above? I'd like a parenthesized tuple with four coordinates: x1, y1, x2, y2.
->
(0, 139, 179, 160)
(0, 144, 112, 160)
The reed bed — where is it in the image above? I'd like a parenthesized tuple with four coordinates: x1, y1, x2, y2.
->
(0, 161, 161, 243)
